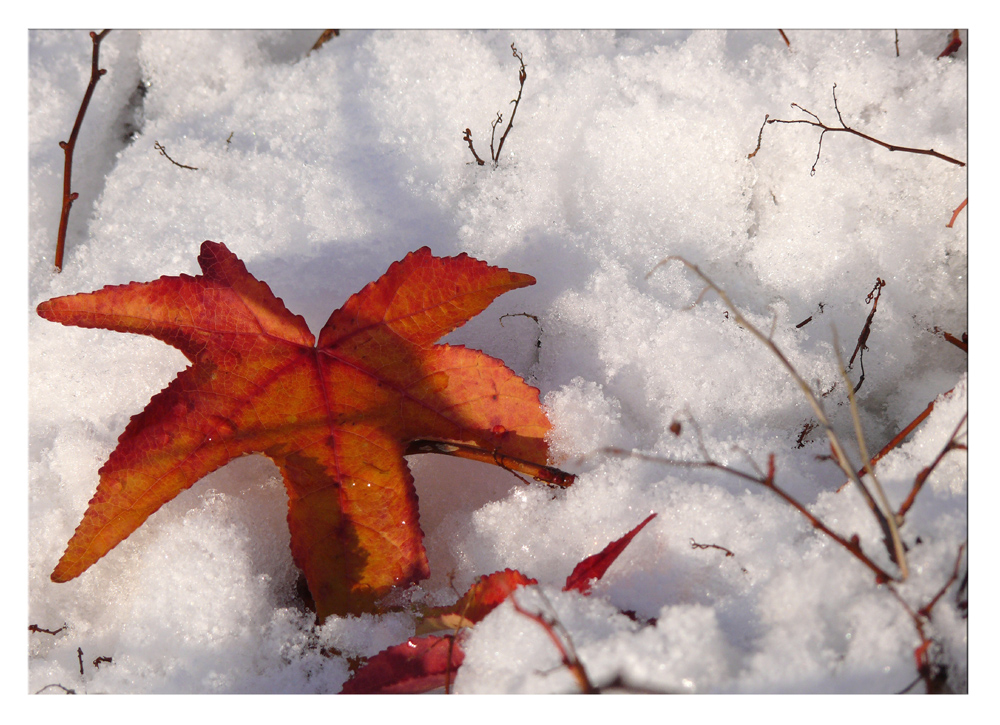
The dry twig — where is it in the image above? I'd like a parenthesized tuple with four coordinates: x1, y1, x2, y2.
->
(748, 84, 966, 174)
(510, 589, 597, 694)
(55, 30, 111, 271)
(646, 256, 908, 579)
(154, 141, 198, 170)
(848, 277, 885, 393)
(896, 412, 967, 520)
(888, 542, 966, 693)
(464, 43, 527, 168)
(946, 198, 967, 228)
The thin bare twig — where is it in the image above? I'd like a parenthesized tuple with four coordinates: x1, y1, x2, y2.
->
(848, 277, 885, 393)
(492, 43, 526, 165)
(835, 328, 908, 574)
(837, 388, 952, 493)
(510, 589, 597, 694)
(154, 141, 198, 170)
(886, 541, 966, 693)
(747, 114, 770, 159)
(55, 30, 111, 272)
(750, 84, 966, 173)
(603, 445, 896, 583)
(462, 128, 486, 166)
(933, 327, 968, 352)
(919, 542, 966, 619)
(464, 43, 527, 168)
(896, 412, 967, 521)
(946, 198, 967, 228)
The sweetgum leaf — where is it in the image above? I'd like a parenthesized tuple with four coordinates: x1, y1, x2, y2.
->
(563, 513, 657, 594)
(37, 241, 553, 621)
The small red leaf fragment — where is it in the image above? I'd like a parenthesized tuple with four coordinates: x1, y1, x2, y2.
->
(563, 513, 657, 594)
(418, 568, 537, 634)
(340, 635, 465, 694)
(937, 29, 962, 58)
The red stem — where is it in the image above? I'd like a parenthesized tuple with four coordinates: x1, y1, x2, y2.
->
(946, 198, 967, 228)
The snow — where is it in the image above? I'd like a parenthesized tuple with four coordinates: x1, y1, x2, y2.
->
(26, 28, 970, 700)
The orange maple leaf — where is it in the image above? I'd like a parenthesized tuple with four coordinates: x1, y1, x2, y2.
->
(37, 242, 559, 621)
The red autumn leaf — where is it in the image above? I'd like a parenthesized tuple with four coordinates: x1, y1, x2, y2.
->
(937, 29, 962, 59)
(563, 513, 657, 594)
(339, 634, 465, 694)
(37, 241, 556, 621)
(417, 568, 537, 634)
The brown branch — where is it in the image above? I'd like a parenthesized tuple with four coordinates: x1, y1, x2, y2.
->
(943, 331, 967, 352)
(848, 277, 885, 393)
(778, 30, 791, 49)
(462, 128, 486, 166)
(896, 412, 967, 521)
(29, 623, 67, 635)
(154, 141, 198, 170)
(756, 84, 966, 174)
(492, 43, 526, 166)
(836, 384, 961, 495)
(604, 447, 896, 584)
(510, 590, 597, 694)
(795, 421, 817, 448)
(918, 542, 966, 619)
(54, 30, 111, 272)
(886, 541, 967, 693)
(405, 439, 575, 488)
(894, 30, 900, 57)
(464, 43, 527, 168)
(946, 198, 967, 228)
(747, 114, 770, 159)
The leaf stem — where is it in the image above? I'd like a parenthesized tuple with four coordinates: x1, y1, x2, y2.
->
(405, 439, 575, 487)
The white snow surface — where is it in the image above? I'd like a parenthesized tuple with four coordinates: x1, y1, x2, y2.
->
(27, 29, 967, 695)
